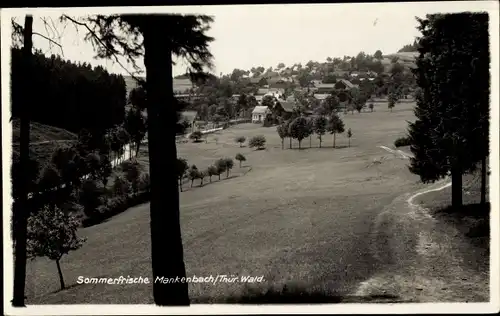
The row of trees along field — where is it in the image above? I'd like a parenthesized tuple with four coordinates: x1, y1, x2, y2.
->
(10, 47, 127, 136)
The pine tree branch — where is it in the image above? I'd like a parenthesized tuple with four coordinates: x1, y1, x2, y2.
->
(61, 14, 144, 84)
(32, 32, 64, 56)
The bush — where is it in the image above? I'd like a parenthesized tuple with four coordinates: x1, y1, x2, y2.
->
(138, 172, 151, 192)
(249, 135, 266, 150)
(112, 175, 131, 196)
(189, 131, 203, 142)
(83, 191, 150, 227)
(394, 136, 411, 147)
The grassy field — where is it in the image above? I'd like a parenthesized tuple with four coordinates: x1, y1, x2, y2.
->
(23, 101, 488, 304)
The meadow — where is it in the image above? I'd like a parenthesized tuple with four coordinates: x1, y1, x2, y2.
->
(22, 102, 488, 303)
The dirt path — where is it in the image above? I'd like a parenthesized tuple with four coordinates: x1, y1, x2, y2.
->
(353, 177, 489, 302)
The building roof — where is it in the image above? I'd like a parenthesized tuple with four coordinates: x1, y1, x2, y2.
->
(337, 79, 355, 89)
(252, 106, 270, 114)
(316, 83, 336, 89)
(267, 77, 286, 85)
(249, 77, 263, 84)
(257, 88, 270, 95)
(314, 94, 330, 100)
(278, 101, 298, 112)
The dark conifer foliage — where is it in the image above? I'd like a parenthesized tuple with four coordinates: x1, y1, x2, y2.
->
(409, 13, 490, 208)
(10, 48, 127, 136)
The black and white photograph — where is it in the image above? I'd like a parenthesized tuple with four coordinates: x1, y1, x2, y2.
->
(2, 2, 499, 314)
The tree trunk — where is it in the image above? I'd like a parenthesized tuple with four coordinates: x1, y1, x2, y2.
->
(56, 258, 65, 290)
(451, 167, 463, 209)
(309, 135, 312, 148)
(13, 15, 33, 308)
(218, 174, 221, 180)
(135, 142, 141, 158)
(200, 178, 203, 187)
(348, 138, 350, 147)
(209, 176, 212, 182)
(191, 180, 194, 188)
(333, 133, 336, 148)
(226, 170, 230, 178)
(319, 136, 322, 148)
(481, 156, 487, 205)
(179, 179, 183, 192)
(289, 138, 292, 149)
(239, 161, 242, 168)
(143, 23, 189, 306)
(298, 140, 301, 149)
(281, 139, 284, 150)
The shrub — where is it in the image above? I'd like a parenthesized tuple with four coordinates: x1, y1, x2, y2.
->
(394, 136, 411, 147)
(189, 130, 203, 142)
(79, 179, 106, 217)
(235, 153, 246, 167)
(138, 172, 151, 192)
(112, 175, 130, 196)
(121, 160, 141, 194)
(249, 135, 266, 150)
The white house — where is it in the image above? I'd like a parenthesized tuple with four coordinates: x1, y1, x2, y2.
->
(252, 106, 271, 123)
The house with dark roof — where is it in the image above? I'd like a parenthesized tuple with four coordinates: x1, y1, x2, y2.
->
(334, 79, 356, 90)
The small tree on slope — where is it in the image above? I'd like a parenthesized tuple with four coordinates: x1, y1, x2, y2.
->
(27, 205, 86, 290)
(327, 113, 345, 148)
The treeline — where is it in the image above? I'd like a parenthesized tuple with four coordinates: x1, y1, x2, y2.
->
(397, 39, 420, 53)
(11, 48, 127, 136)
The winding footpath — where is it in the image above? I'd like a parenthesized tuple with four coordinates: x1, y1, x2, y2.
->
(352, 146, 487, 302)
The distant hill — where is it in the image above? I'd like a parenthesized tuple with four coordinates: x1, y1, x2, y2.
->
(11, 119, 78, 165)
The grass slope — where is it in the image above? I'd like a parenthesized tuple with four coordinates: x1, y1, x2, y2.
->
(26, 102, 426, 304)
(11, 119, 78, 165)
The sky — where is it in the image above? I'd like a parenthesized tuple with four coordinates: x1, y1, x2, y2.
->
(2, 1, 498, 77)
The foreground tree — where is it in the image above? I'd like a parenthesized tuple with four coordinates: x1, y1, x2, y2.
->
(408, 13, 489, 209)
(67, 14, 217, 304)
(12, 16, 33, 307)
(27, 204, 86, 290)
